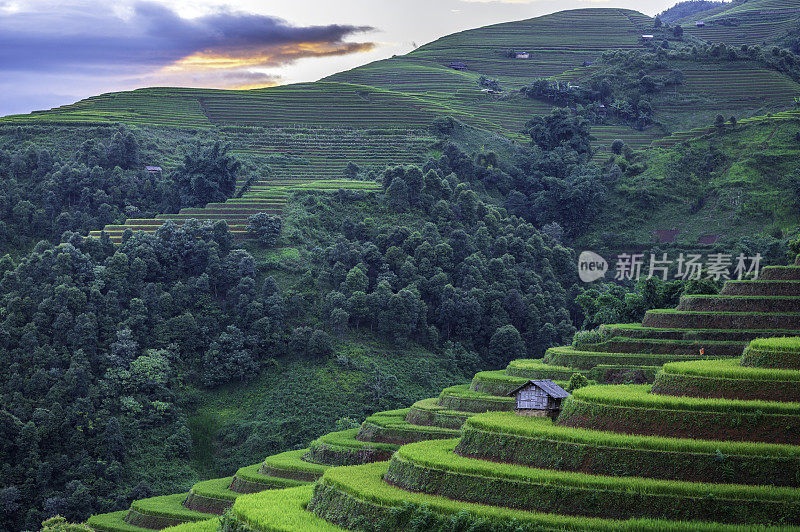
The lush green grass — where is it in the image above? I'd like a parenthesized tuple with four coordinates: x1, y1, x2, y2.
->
(571, 384, 800, 415)
(642, 309, 800, 331)
(662, 358, 800, 381)
(188, 476, 238, 501)
(544, 346, 709, 369)
(260, 449, 329, 479)
(305, 428, 399, 466)
(310, 461, 782, 531)
(469, 370, 529, 394)
(86, 511, 154, 532)
(406, 397, 474, 428)
(129, 493, 212, 522)
(602, 323, 800, 340)
(394, 438, 800, 501)
(459, 412, 800, 486)
(560, 384, 800, 444)
(469, 370, 569, 395)
(230, 485, 347, 531)
(503, 359, 578, 379)
(309, 428, 385, 451)
(437, 384, 516, 412)
(749, 336, 800, 355)
(466, 411, 800, 457)
(162, 519, 221, 532)
(585, 336, 747, 356)
(234, 463, 306, 488)
(358, 408, 461, 443)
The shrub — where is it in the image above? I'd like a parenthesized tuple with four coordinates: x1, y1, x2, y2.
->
(571, 328, 611, 350)
(567, 372, 590, 391)
(247, 213, 283, 247)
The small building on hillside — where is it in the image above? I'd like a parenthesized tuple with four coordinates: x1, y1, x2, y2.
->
(507, 379, 570, 419)
(449, 62, 468, 71)
(145, 166, 162, 174)
(641, 34, 654, 41)
(696, 21, 706, 27)
(515, 51, 530, 59)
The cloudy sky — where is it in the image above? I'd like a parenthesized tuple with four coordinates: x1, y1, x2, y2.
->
(1, 0, 685, 116)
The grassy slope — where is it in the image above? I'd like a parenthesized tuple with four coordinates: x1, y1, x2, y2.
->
(187, 338, 469, 477)
(581, 113, 800, 249)
(675, 0, 800, 45)
(6, 8, 796, 144)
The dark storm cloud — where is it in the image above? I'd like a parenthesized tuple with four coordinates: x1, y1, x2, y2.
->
(0, 2, 375, 73)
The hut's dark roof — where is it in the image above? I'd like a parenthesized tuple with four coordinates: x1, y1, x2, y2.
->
(507, 379, 570, 399)
(145, 165, 162, 172)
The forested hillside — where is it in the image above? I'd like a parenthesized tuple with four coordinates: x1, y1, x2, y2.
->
(1, 2, 800, 531)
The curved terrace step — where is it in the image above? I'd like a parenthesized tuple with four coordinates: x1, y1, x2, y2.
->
(721, 280, 800, 296)
(543, 346, 711, 369)
(559, 384, 800, 444)
(457, 412, 800, 487)
(676, 295, 800, 313)
(641, 309, 800, 330)
(761, 266, 800, 281)
(385, 439, 800, 525)
(587, 337, 747, 357)
(602, 323, 800, 342)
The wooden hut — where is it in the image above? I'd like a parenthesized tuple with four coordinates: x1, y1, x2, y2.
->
(145, 166, 163, 174)
(449, 62, 468, 71)
(515, 52, 530, 59)
(507, 379, 570, 418)
(696, 21, 706, 27)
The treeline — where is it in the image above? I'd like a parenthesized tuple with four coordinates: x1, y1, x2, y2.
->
(302, 183, 578, 367)
(656, 0, 727, 23)
(0, 221, 306, 530)
(521, 50, 684, 128)
(0, 128, 240, 251)
(427, 116, 608, 238)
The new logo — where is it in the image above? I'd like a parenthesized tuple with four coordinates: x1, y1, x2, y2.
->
(578, 251, 608, 282)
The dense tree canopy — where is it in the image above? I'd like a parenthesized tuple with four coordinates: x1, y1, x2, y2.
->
(0, 131, 240, 252)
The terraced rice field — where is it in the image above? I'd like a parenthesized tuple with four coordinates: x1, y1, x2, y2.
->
(88, 179, 381, 243)
(2, 88, 215, 128)
(684, 16, 800, 45)
(591, 125, 663, 155)
(707, 0, 800, 17)
(329, 8, 654, 96)
(675, 65, 800, 107)
(225, 128, 437, 186)
(411, 9, 651, 59)
(89, 126, 434, 243)
(675, 0, 800, 45)
(10, 6, 800, 173)
(86, 265, 800, 531)
(84, 354, 575, 530)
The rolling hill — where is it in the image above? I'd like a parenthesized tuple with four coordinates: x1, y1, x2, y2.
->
(3, 7, 800, 245)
